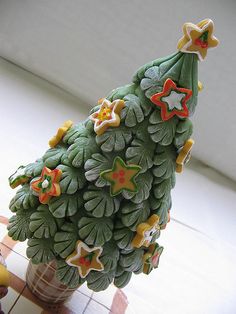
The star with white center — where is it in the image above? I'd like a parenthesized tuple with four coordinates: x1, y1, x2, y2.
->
(162, 90, 186, 111)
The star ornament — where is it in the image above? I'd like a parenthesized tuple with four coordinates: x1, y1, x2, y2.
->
(90, 98, 125, 135)
(143, 242, 164, 275)
(150, 79, 192, 121)
(177, 19, 219, 61)
(100, 156, 141, 196)
(132, 214, 160, 248)
(49, 120, 73, 148)
(176, 139, 194, 173)
(66, 241, 104, 278)
(8, 165, 30, 189)
(31, 167, 62, 204)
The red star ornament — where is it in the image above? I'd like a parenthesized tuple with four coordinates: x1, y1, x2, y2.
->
(150, 79, 192, 121)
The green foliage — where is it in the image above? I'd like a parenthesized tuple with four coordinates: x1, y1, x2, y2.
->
(121, 200, 150, 231)
(63, 122, 92, 145)
(54, 223, 78, 258)
(119, 249, 144, 272)
(113, 221, 134, 250)
(174, 119, 193, 148)
(107, 83, 136, 101)
(56, 259, 85, 288)
(57, 164, 86, 194)
(114, 266, 132, 288)
(152, 145, 176, 179)
(134, 86, 153, 116)
(26, 238, 55, 264)
(48, 193, 84, 218)
(86, 269, 116, 292)
(148, 110, 178, 145)
(25, 159, 44, 177)
(121, 94, 144, 127)
(78, 217, 113, 247)
(29, 205, 58, 238)
(7, 208, 35, 241)
(67, 135, 99, 168)
(122, 171, 153, 204)
(42, 145, 67, 168)
(9, 184, 39, 212)
(96, 125, 132, 153)
(100, 241, 120, 273)
(83, 186, 120, 218)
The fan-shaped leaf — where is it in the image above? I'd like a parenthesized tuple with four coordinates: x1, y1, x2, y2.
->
(174, 119, 193, 148)
(9, 184, 39, 212)
(56, 259, 85, 288)
(100, 241, 120, 273)
(148, 110, 178, 145)
(42, 145, 67, 168)
(48, 193, 84, 218)
(152, 145, 176, 179)
(57, 164, 86, 194)
(54, 223, 78, 258)
(134, 86, 153, 116)
(67, 136, 99, 168)
(114, 268, 132, 288)
(113, 221, 134, 250)
(86, 269, 116, 292)
(78, 217, 113, 247)
(96, 125, 132, 153)
(107, 83, 136, 101)
(121, 200, 150, 231)
(7, 208, 34, 241)
(63, 122, 91, 145)
(25, 159, 44, 177)
(26, 238, 55, 264)
(119, 249, 144, 272)
(83, 186, 120, 218)
(29, 204, 57, 238)
(121, 94, 144, 127)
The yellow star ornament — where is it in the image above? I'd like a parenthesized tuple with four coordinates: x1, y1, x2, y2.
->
(176, 139, 194, 173)
(49, 120, 73, 148)
(66, 241, 104, 278)
(90, 98, 125, 135)
(100, 156, 141, 196)
(177, 19, 219, 61)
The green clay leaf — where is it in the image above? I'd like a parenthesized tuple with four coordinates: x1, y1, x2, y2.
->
(78, 217, 113, 247)
(122, 170, 153, 204)
(121, 94, 144, 127)
(148, 110, 178, 145)
(9, 184, 39, 212)
(113, 221, 134, 250)
(135, 86, 153, 116)
(174, 119, 193, 148)
(56, 259, 85, 288)
(86, 269, 116, 292)
(29, 204, 58, 238)
(67, 136, 99, 168)
(26, 238, 55, 264)
(57, 164, 86, 194)
(119, 249, 144, 272)
(152, 177, 174, 200)
(121, 200, 150, 231)
(48, 193, 84, 218)
(100, 241, 120, 273)
(7, 208, 35, 241)
(96, 125, 132, 153)
(83, 186, 120, 218)
(63, 122, 91, 145)
(42, 145, 67, 168)
(25, 159, 44, 177)
(114, 268, 132, 288)
(107, 83, 136, 101)
(54, 223, 78, 258)
(152, 145, 176, 179)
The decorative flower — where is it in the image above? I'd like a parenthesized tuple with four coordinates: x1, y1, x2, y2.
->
(90, 98, 125, 135)
(8, 165, 30, 189)
(143, 242, 164, 275)
(177, 19, 219, 61)
(31, 167, 62, 204)
(150, 78, 192, 121)
(100, 156, 141, 196)
(132, 214, 160, 248)
(49, 120, 73, 148)
(66, 240, 104, 278)
(176, 139, 194, 173)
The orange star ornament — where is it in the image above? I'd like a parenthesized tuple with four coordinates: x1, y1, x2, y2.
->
(31, 167, 62, 204)
(177, 19, 219, 61)
(150, 78, 192, 121)
(66, 241, 104, 278)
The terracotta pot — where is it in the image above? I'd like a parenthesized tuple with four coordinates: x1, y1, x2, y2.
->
(26, 260, 79, 304)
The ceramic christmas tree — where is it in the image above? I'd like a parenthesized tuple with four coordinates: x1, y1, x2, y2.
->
(8, 19, 218, 294)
